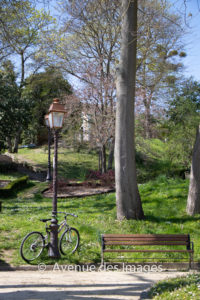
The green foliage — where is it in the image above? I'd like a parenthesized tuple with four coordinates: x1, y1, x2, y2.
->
(22, 68, 72, 145)
(0, 176, 29, 198)
(149, 274, 200, 299)
(0, 0, 54, 60)
(166, 78, 200, 168)
(0, 61, 32, 150)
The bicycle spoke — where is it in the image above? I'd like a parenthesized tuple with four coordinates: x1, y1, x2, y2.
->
(59, 228, 80, 255)
(20, 232, 44, 262)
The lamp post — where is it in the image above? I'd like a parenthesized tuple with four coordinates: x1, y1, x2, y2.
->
(45, 114, 51, 182)
(47, 98, 66, 258)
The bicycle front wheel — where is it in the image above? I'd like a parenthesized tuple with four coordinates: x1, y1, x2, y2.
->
(20, 231, 45, 263)
(59, 227, 80, 255)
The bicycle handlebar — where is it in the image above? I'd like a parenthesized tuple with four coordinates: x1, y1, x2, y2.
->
(57, 212, 78, 218)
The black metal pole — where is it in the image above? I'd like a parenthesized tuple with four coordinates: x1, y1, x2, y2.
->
(48, 129, 60, 258)
(46, 127, 51, 181)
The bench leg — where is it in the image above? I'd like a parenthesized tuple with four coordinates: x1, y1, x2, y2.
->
(101, 250, 104, 265)
(189, 253, 194, 270)
(189, 253, 192, 269)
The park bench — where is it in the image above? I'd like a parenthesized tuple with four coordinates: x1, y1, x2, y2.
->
(101, 234, 194, 268)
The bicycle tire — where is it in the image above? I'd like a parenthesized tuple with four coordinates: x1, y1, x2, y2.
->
(59, 227, 80, 255)
(20, 231, 45, 263)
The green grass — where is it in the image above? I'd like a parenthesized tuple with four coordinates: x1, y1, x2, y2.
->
(0, 175, 200, 266)
(10, 140, 184, 184)
(149, 274, 200, 299)
(136, 139, 185, 182)
(12, 147, 98, 180)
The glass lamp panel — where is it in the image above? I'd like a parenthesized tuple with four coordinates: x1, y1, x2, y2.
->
(53, 112, 64, 128)
(48, 112, 54, 128)
(45, 117, 49, 127)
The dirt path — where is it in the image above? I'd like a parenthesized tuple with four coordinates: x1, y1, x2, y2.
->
(0, 270, 191, 300)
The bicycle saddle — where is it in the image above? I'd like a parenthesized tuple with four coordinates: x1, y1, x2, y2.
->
(40, 218, 51, 222)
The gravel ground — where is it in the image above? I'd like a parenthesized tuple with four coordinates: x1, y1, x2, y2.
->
(0, 270, 191, 300)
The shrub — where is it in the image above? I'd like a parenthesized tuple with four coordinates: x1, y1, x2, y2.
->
(86, 170, 115, 187)
(0, 162, 17, 173)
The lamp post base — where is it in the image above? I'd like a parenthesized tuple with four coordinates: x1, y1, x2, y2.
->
(48, 217, 60, 258)
(46, 174, 51, 182)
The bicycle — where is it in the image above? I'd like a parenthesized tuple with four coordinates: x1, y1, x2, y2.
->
(20, 212, 80, 263)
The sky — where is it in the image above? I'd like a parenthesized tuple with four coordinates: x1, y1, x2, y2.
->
(46, 0, 200, 84)
(170, 0, 200, 81)
(22, 0, 200, 86)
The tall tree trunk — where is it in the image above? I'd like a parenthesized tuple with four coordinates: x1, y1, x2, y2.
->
(115, 0, 144, 220)
(7, 137, 13, 153)
(144, 101, 151, 139)
(20, 52, 25, 88)
(186, 125, 200, 215)
(101, 144, 106, 174)
(98, 149, 102, 172)
(98, 145, 107, 173)
(13, 129, 21, 153)
(108, 138, 114, 170)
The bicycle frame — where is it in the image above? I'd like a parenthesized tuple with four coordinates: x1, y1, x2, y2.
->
(43, 218, 71, 247)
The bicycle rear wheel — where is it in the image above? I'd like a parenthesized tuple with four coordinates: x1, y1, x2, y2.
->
(59, 227, 80, 255)
(20, 231, 45, 263)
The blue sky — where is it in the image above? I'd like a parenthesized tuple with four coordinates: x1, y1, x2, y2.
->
(171, 0, 200, 81)
(36, 0, 200, 84)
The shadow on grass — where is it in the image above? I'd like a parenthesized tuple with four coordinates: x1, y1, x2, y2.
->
(145, 214, 200, 224)
(57, 159, 98, 180)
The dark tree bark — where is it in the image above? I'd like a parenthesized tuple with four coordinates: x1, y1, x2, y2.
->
(108, 138, 114, 170)
(186, 125, 200, 215)
(13, 129, 21, 153)
(115, 0, 144, 220)
(144, 100, 152, 139)
(101, 144, 107, 174)
(98, 149, 102, 172)
(7, 137, 13, 153)
(98, 145, 106, 173)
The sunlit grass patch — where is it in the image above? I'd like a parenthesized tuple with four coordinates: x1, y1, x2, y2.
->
(0, 175, 200, 266)
(149, 274, 200, 299)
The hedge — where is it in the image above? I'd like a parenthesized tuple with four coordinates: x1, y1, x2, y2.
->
(0, 176, 29, 198)
(0, 162, 17, 173)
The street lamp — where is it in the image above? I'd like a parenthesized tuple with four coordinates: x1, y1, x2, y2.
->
(45, 114, 51, 182)
(47, 98, 66, 258)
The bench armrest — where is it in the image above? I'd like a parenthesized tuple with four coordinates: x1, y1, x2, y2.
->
(101, 234, 105, 251)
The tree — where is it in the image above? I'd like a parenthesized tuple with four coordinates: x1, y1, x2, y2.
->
(186, 126, 200, 215)
(166, 79, 200, 168)
(42, 0, 121, 172)
(136, 0, 186, 138)
(115, 0, 144, 220)
(80, 63, 116, 172)
(0, 61, 32, 152)
(0, 1, 53, 86)
(22, 67, 72, 145)
(0, 0, 53, 151)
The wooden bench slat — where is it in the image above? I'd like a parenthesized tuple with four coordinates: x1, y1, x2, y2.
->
(104, 237, 189, 242)
(104, 241, 188, 246)
(103, 234, 189, 238)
